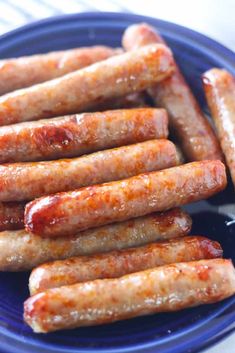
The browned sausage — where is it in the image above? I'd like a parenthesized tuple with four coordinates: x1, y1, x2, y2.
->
(25, 160, 226, 237)
(122, 23, 222, 162)
(203, 69, 235, 187)
(0, 139, 179, 202)
(0, 108, 168, 163)
(0, 46, 121, 95)
(0, 202, 24, 231)
(24, 258, 235, 332)
(0, 44, 174, 126)
(29, 236, 223, 295)
(0, 208, 192, 271)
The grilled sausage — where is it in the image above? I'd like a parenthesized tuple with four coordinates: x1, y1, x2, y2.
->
(0, 139, 179, 202)
(0, 46, 121, 95)
(29, 236, 223, 295)
(0, 108, 168, 163)
(0, 208, 192, 271)
(122, 23, 222, 162)
(0, 202, 24, 231)
(24, 259, 235, 332)
(203, 69, 235, 187)
(25, 160, 226, 237)
(0, 44, 174, 126)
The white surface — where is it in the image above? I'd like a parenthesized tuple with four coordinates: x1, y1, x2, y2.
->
(0, 1, 234, 352)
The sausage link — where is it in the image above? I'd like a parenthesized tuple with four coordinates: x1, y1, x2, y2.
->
(203, 69, 235, 187)
(0, 46, 121, 95)
(88, 92, 148, 111)
(0, 202, 24, 231)
(25, 160, 226, 237)
(0, 139, 178, 202)
(0, 208, 192, 271)
(0, 108, 168, 163)
(24, 259, 235, 332)
(122, 23, 222, 162)
(0, 44, 174, 126)
(29, 236, 223, 295)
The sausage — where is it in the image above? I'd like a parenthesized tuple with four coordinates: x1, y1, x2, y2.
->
(25, 160, 226, 237)
(0, 108, 168, 163)
(24, 258, 235, 332)
(203, 69, 235, 187)
(108, 92, 148, 109)
(0, 44, 174, 126)
(0, 208, 192, 271)
(122, 23, 222, 162)
(88, 92, 148, 111)
(0, 202, 24, 231)
(29, 236, 223, 295)
(0, 139, 179, 202)
(0, 46, 121, 95)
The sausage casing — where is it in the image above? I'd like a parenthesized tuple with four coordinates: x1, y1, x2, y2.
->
(0, 44, 174, 126)
(24, 259, 235, 332)
(0, 139, 178, 201)
(122, 23, 222, 162)
(0, 208, 191, 271)
(0, 108, 168, 163)
(29, 236, 223, 295)
(25, 160, 226, 237)
(0, 46, 121, 95)
(203, 68, 235, 187)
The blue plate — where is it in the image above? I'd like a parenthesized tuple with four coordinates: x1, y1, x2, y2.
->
(0, 12, 234, 353)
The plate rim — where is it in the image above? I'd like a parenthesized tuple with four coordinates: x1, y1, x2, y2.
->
(0, 12, 234, 64)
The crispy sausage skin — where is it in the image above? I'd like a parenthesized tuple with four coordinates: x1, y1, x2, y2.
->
(0, 46, 121, 95)
(203, 69, 235, 187)
(29, 236, 223, 295)
(122, 23, 222, 162)
(0, 108, 168, 163)
(24, 259, 235, 332)
(0, 202, 24, 231)
(0, 209, 192, 271)
(0, 44, 174, 126)
(25, 160, 226, 237)
(0, 140, 179, 202)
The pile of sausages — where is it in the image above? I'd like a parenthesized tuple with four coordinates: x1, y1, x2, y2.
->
(0, 23, 234, 334)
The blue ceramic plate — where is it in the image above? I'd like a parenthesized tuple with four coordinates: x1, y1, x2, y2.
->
(0, 12, 234, 353)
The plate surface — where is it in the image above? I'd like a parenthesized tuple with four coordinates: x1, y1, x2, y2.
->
(0, 12, 234, 353)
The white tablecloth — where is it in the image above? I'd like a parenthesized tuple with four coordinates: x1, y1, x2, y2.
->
(0, 1, 234, 352)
